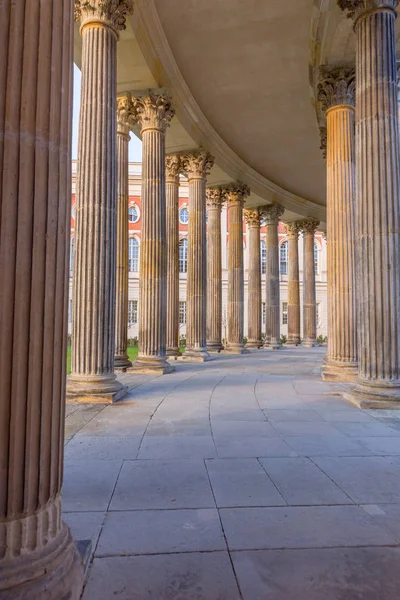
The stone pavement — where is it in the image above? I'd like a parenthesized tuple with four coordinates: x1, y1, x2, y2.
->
(63, 348, 400, 599)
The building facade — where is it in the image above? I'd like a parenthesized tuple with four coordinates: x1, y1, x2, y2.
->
(70, 160, 327, 343)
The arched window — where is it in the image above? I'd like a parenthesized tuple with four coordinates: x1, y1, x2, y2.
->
(179, 238, 188, 273)
(70, 236, 74, 273)
(260, 240, 266, 274)
(128, 205, 140, 223)
(280, 240, 288, 275)
(179, 206, 189, 224)
(314, 243, 319, 274)
(129, 237, 139, 272)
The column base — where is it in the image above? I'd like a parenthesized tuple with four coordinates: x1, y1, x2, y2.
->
(342, 380, 400, 409)
(302, 340, 318, 348)
(179, 349, 213, 362)
(207, 342, 224, 353)
(264, 343, 282, 350)
(223, 344, 250, 355)
(66, 374, 128, 403)
(286, 338, 301, 346)
(321, 360, 358, 382)
(114, 354, 133, 372)
(129, 357, 175, 374)
(246, 340, 263, 349)
(166, 348, 182, 360)
(0, 524, 83, 600)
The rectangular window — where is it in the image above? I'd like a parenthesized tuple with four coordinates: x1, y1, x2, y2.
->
(262, 302, 266, 325)
(282, 302, 288, 325)
(128, 300, 138, 325)
(316, 302, 321, 327)
(68, 299, 72, 323)
(179, 301, 186, 325)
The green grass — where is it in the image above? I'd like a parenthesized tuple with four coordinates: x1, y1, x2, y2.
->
(66, 345, 186, 375)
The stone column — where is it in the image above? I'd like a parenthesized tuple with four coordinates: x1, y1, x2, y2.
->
(206, 187, 225, 352)
(263, 204, 284, 349)
(68, 1, 133, 401)
(225, 183, 250, 354)
(285, 222, 301, 346)
(301, 219, 319, 347)
(130, 92, 175, 374)
(338, 0, 400, 405)
(318, 65, 358, 381)
(181, 149, 215, 361)
(0, 1, 83, 597)
(244, 209, 263, 349)
(166, 154, 182, 358)
(115, 94, 134, 370)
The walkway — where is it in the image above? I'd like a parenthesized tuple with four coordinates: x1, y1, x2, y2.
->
(63, 348, 400, 599)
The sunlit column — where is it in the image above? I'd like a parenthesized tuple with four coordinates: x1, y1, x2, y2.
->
(300, 219, 319, 348)
(318, 65, 358, 381)
(244, 209, 263, 349)
(206, 187, 225, 352)
(263, 204, 284, 349)
(166, 154, 182, 358)
(284, 222, 301, 346)
(181, 149, 215, 361)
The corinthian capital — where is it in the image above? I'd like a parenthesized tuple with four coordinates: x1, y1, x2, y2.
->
(117, 93, 135, 136)
(318, 65, 355, 113)
(261, 203, 284, 225)
(74, 0, 134, 33)
(299, 218, 320, 235)
(284, 222, 301, 240)
(244, 209, 261, 228)
(131, 91, 175, 133)
(181, 149, 215, 179)
(165, 154, 182, 183)
(337, 0, 398, 20)
(223, 182, 250, 207)
(206, 187, 225, 209)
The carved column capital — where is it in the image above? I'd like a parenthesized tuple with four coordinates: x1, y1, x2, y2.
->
(181, 149, 215, 179)
(299, 218, 320, 235)
(318, 65, 356, 113)
(244, 208, 261, 228)
(117, 93, 135, 137)
(337, 0, 398, 22)
(74, 0, 134, 34)
(224, 182, 250, 207)
(319, 127, 327, 160)
(261, 203, 284, 225)
(131, 91, 175, 133)
(206, 186, 225, 209)
(166, 154, 182, 183)
(284, 222, 301, 240)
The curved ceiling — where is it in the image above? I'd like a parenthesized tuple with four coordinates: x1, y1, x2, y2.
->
(152, 0, 326, 205)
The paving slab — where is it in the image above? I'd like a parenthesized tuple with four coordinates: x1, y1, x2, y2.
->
(356, 436, 400, 455)
(361, 504, 400, 543)
(109, 459, 215, 510)
(260, 457, 353, 505)
(137, 435, 217, 459)
(63, 511, 105, 552)
(265, 409, 324, 422)
(65, 435, 141, 460)
(313, 456, 400, 503)
(63, 460, 123, 512)
(270, 421, 345, 437)
(283, 435, 372, 457)
(206, 458, 286, 507)
(219, 505, 396, 551)
(330, 421, 400, 437)
(232, 547, 400, 600)
(82, 552, 241, 600)
(96, 509, 225, 556)
(78, 405, 152, 436)
(211, 419, 275, 436)
(316, 409, 376, 422)
(215, 436, 297, 459)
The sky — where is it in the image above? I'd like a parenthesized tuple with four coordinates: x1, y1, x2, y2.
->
(72, 64, 142, 162)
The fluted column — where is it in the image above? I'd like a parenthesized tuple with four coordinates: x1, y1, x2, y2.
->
(206, 187, 225, 352)
(181, 149, 215, 361)
(130, 93, 175, 374)
(115, 94, 134, 370)
(166, 154, 182, 358)
(318, 65, 358, 381)
(0, 1, 83, 597)
(301, 219, 319, 348)
(338, 0, 400, 405)
(225, 183, 250, 354)
(244, 209, 263, 349)
(285, 222, 301, 346)
(68, 1, 133, 401)
(263, 204, 284, 349)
